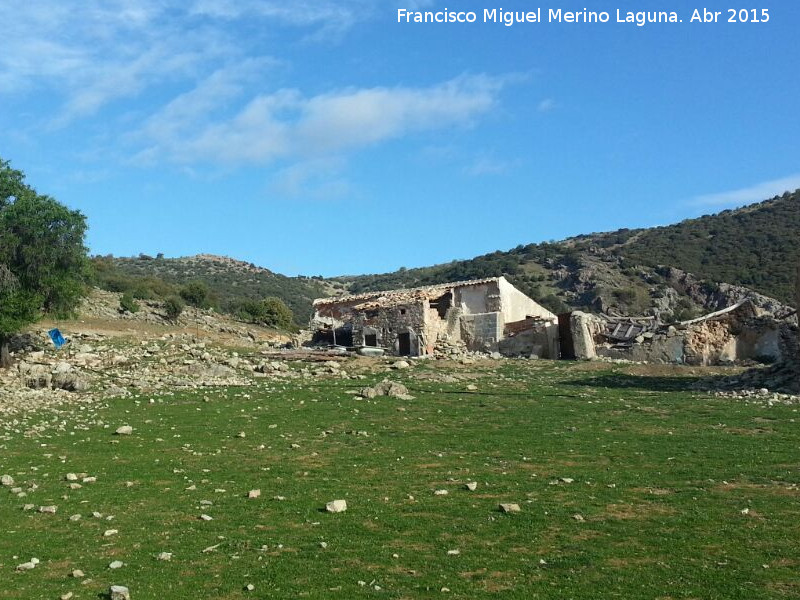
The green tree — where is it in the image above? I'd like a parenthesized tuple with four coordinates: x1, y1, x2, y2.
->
(236, 297, 294, 330)
(0, 159, 88, 367)
(180, 281, 211, 308)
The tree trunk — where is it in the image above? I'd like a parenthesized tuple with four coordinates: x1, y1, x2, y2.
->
(0, 338, 10, 369)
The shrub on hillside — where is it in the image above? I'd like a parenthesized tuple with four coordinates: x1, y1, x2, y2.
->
(119, 293, 140, 314)
(163, 296, 184, 321)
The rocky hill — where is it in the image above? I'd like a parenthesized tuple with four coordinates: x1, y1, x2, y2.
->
(333, 190, 799, 319)
(96, 254, 343, 325)
(94, 190, 798, 324)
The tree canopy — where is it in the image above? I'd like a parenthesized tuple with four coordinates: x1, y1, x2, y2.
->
(0, 158, 89, 365)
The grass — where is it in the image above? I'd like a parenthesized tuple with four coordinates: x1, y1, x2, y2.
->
(1, 360, 799, 599)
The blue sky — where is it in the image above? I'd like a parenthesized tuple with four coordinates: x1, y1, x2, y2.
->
(1, 1, 798, 276)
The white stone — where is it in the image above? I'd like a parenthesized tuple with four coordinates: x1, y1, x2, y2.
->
(465, 482, 478, 491)
(325, 499, 347, 513)
(115, 426, 133, 435)
(499, 503, 521, 513)
(108, 560, 124, 569)
(247, 489, 261, 499)
(109, 585, 131, 600)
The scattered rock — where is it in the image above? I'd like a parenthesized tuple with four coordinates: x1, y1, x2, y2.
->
(325, 499, 347, 513)
(109, 585, 131, 600)
(16, 559, 38, 571)
(572, 514, 585, 522)
(115, 426, 133, 436)
(157, 552, 172, 561)
(465, 481, 478, 491)
(108, 560, 124, 569)
(359, 380, 413, 399)
(247, 489, 261, 499)
(1, 474, 14, 486)
(39, 505, 58, 514)
(71, 569, 85, 578)
(499, 503, 521, 513)
(434, 489, 449, 496)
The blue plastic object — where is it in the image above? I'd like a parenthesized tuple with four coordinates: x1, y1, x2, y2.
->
(48, 328, 66, 349)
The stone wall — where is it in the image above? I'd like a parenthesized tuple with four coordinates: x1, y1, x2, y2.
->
(460, 312, 503, 352)
(351, 300, 427, 355)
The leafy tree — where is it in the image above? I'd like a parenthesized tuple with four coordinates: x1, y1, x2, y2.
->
(180, 281, 211, 308)
(0, 159, 88, 367)
(235, 297, 294, 330)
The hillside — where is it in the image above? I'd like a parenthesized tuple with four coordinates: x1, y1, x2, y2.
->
(93, 190, 798, 324)
(94, 254, 341, 325)
(333, 190, 799, 318)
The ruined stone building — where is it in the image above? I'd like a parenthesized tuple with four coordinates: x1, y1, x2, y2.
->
(311, 277, 558, 357)
(566, 299, 796, 365)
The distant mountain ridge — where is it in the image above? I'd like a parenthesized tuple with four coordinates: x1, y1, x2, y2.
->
(97, 189, 799, 325)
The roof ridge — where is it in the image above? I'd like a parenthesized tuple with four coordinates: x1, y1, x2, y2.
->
(313, 277, 502, 306)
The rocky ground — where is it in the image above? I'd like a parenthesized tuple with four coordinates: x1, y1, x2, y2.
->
(1, 289, 797, 423)
(0, 289, 501, 422)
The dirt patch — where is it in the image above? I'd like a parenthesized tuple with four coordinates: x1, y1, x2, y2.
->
(602, 502, 676, 520)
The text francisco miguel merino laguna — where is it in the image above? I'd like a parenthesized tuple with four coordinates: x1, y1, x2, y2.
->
(397, 7, 772, 26)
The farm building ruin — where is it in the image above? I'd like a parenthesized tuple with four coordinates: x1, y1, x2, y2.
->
(310, 277, 558, 357)
(564, 299, 797, 365)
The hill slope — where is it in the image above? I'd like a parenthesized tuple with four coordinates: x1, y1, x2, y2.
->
(333, 189, 799, 317)
(94, 189, 798, 323)
(95, 254, 338, 324)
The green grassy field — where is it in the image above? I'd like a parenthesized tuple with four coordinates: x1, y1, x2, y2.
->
(1, 360, 799, 599)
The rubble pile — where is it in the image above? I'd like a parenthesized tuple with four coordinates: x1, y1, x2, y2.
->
(432, 338, 490, 360)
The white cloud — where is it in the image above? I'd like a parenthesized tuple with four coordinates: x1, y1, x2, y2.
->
(137, 74, 506, 165)
(691, 175, 800, 207)
(0, 0, 390, 123)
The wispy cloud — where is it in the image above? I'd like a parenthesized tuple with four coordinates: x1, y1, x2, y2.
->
(537, 98, 556, 112)
(464, 155, 520, 177)
(135, 74, 507, 165)
(268, 157, 353, 200)
(691, 174, 800, 207)
(0, 0, 389, 124)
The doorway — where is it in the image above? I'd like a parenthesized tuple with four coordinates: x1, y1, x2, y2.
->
(398, 332, 412, 356)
